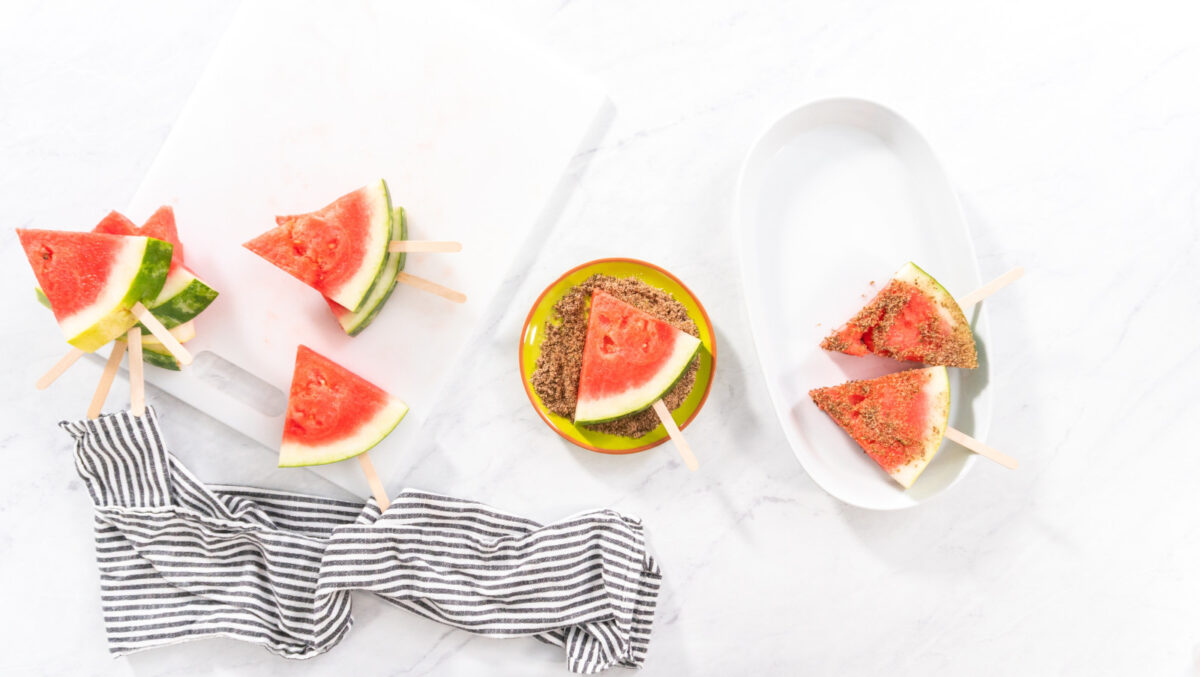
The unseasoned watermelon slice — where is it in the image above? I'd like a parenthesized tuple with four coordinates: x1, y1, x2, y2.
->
(244, 180, 392, 312)
(17, 229, 172, 352)
(117, 321, 197, 371)
(324, 206, 407, 336)
(822, 262, 978, 369)
(279, 345, 409, 467)
(809, 367, 950, 488)
(94, 207, 219, 331)
(574, 290, 702, 426)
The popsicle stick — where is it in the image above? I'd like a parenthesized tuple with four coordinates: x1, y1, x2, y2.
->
(652, 399, 699, 471)
(357, 452, 391, 511)
(956, 267, 1025, 309)
(130, 303, 193, 365)
(87, 341, 127, 419)
(127, 328, 145, 417)
(395, 272, 466, 304)
(389, 240, 462, 253)
(945, 426, 1018, 469)
(37, 348, 85, 390)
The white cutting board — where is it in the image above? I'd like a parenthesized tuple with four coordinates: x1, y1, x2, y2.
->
(125, 0, 608, 493)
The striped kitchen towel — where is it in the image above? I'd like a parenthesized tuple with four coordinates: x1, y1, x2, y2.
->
(61, 409, 662, 672)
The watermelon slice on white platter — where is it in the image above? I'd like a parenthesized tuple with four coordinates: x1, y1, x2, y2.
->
(323, 206, 408, 336)
(573, 290, 702, 426)
(17, 229, 172, 352)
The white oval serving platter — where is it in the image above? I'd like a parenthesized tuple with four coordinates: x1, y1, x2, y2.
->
(735, 97, 993, 510)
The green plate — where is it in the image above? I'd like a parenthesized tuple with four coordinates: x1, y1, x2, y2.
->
(519, 258, 717, 454)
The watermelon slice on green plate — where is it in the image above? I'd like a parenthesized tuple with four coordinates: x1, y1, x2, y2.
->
(821, 262, 977, 368)
(17, 229, 172, 352)
(324, 206, 407, 336)
(93, 208, 219, 331)
(574, 290, 702, 425)
(809, 366, 950, 489)
(244, 179, 393, 312)
(278, 345, 409, 467)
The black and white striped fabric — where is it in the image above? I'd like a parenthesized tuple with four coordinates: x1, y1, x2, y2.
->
(61, 409, 662, 672)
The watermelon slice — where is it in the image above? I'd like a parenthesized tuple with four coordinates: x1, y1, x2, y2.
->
(279, 345, 409, 467)
(573, 290, 702, 426)
(324, 206, 407, 336)
(821, 262, 978, 369)
(809, 366, 950, 488)
(117, 321, 197, 371)
(17, 229, 172, 352)
(93, 208, 219, 331)
(244, 180, 393, 312)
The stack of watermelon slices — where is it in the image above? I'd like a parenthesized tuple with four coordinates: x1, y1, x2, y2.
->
(809, 262, 981, 489)
(243, 180, 408, 336)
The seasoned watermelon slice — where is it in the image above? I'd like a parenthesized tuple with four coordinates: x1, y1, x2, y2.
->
(574, 290, 702, 425)
(809, 366, 950, 488)
(324, 207, 407, 336)
(822, 262, 978, 368)
(93, 208, 219, 331)
(244, 180, 392, 312)
(17, 229, 172, 352)
(279, 345, 409, 467)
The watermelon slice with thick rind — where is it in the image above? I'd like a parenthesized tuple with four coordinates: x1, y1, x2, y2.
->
(809, 366, 950, 489)
(17, 229, 172, 352)
(116, 321, 197, 371)
(324, 206, 407, 336)
(574, 290, 702, 426)
(821, 262, 978, 369)
(93, 208, 219, 331)
(279, 345, 409, 467)
(244, 180, 392, 312)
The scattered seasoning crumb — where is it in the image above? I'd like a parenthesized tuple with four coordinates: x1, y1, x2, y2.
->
(530, 274, 700, 438)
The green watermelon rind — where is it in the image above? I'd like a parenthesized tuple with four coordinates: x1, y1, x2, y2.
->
(139, 267, 219, 333)
(332, 206, 407, 336)
(277, 397, 410, 468)
(64, 237, 173, 353)
(573, 333, 703, 426)
(887, 366, 951, 489)
(327, 179, 393, 312)
(138, 343, 182, 371)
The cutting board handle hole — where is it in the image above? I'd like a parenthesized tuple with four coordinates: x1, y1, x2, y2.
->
(192, 351, 287, 417)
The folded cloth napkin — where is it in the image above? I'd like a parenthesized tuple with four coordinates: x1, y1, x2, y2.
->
(61, 409, 661, 673)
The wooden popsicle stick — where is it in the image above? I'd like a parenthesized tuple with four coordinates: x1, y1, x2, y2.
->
(37, 348, 85, 390)
(945, 426, 1018, 470)
(87, 341, 127, 419)
(127, 328, 145, 417)
(130, 302, 193, 365)
(395, 271, 466, 304)
(389, 240, 462, 253)
(652, 399, 699, 471)
(357, 452, 391, 511)
(956, 267, 1025, 309)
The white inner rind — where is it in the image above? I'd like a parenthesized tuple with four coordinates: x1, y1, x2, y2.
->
(574, 331, 702, 425)
(325, 180, 392, 311)
(888, 366, 951, 489)
(57, 237, 148, 339)
(148, 266, 197, 307)
(278, 396, 409, 467)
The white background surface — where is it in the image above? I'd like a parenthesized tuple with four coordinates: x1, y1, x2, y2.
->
(2, 1, 1199, 675)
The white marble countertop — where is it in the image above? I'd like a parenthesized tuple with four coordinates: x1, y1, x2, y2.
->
(3, 1, 1199, 675)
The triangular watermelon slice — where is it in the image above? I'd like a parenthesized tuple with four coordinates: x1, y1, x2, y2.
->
(809, 366, 950, 488)
(93, 207, 219, 330)
(279, 345, 409, 467)
(17, 229, 172, 352)
(821, 262, 978, 368)
(573, 290, 702, 426)
(323, 206, 407, 336)
(244, 180, 393, 312)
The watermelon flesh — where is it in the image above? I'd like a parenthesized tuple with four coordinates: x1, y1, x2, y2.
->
(93, 207, 218, 331)
(821, 262, 978, 369)
(809, 366, 950, 488)
(279, 345, 409, 467)
(324, 207, 407, 336)
(244, 180, 392, 312)
(573, 290, 702, 426)
(17, 229, 172, 352)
